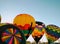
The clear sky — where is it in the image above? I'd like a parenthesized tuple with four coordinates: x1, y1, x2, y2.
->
(0, 0, 60, 42)
(0, 0, 60, 27)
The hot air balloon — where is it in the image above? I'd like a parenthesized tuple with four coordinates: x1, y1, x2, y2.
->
(0, 15, 1, 23)
(0, 24, 26, 44)
(13, 14, 36, 40)
(32, 21, 45, 44)
(45, 24, 60, 44)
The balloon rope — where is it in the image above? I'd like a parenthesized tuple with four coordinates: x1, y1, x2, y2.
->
(28, 22, 32, 34)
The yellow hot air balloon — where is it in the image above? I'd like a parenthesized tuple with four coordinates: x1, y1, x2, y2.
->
(13, 14, 36, 40)
(13, 14, 36, 30)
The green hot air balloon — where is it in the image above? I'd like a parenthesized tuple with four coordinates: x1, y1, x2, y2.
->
(45, 24, 60, 44)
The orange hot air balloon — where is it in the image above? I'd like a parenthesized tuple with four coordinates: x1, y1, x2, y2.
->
(13, 14, 36, 39)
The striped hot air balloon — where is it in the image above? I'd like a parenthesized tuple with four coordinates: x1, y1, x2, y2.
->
(45, 24, 60, 44)
(0, 24, 26, 44)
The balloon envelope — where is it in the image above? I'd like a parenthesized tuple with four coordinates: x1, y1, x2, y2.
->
(13, 14, 36, 39)
(45, 24, 60, 42)
(32, 21, 45, 43)
(0, 24, 26, 44)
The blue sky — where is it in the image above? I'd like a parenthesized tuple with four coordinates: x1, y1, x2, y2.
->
(0, 0, 60, 27)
